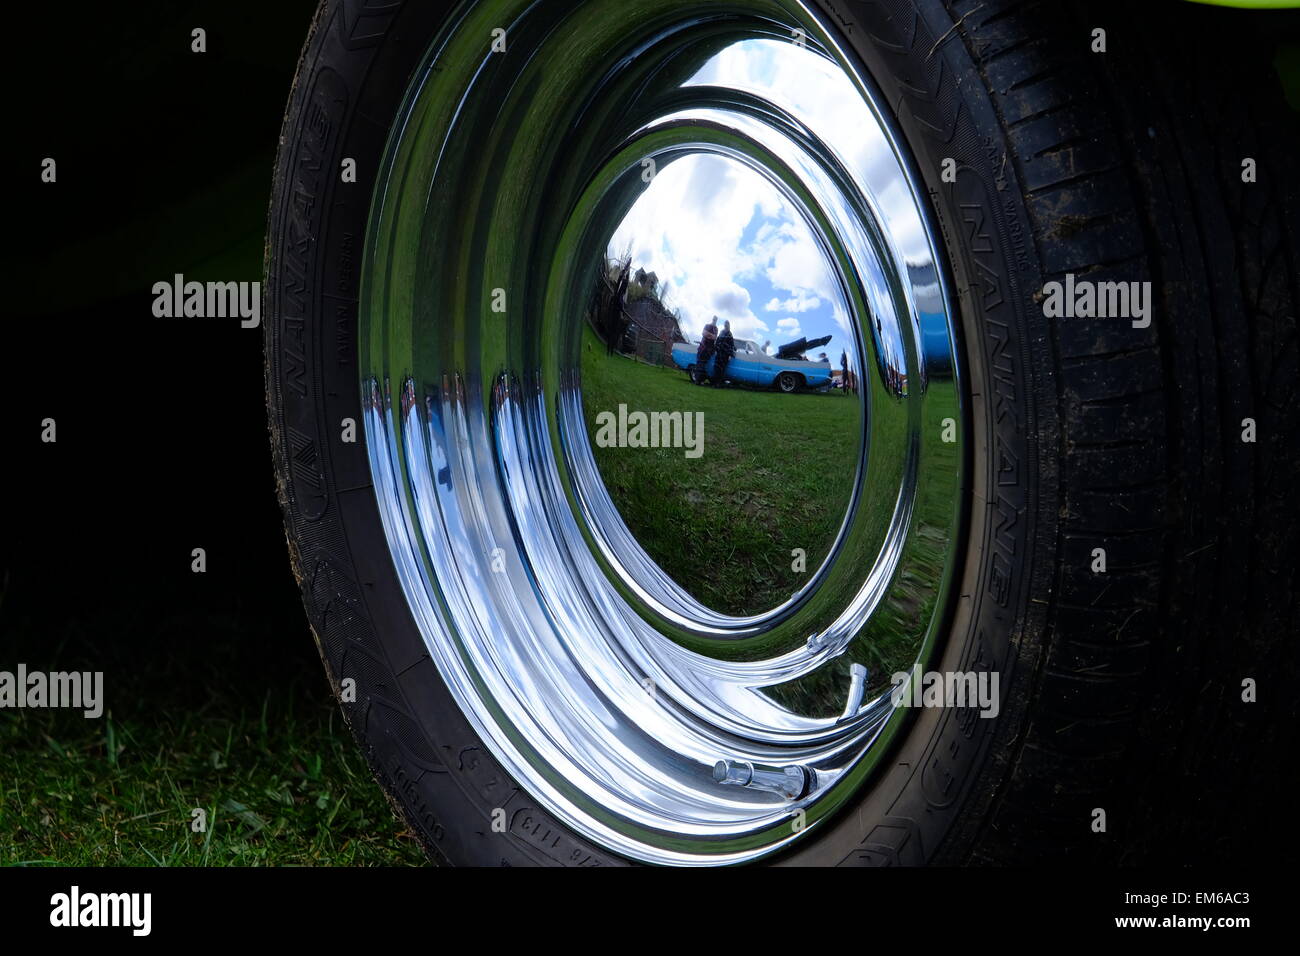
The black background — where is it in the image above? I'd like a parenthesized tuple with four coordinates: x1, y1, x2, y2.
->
(4, 1, 319, 704)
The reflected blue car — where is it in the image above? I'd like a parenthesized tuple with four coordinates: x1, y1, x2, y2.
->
(671, 338, 834, 392)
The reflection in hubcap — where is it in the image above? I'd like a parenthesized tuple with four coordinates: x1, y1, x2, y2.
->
(359, 0, 967, 864)
(581, 152, 864, 618)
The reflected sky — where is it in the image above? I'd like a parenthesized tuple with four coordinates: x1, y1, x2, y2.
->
(678, 35, 951, 380)
(685, 38, 935, 279)
(608, 153, 853, 364)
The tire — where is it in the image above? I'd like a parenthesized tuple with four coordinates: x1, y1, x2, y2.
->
(265, 0, 1299, 865)
(776, 371, 802, 393)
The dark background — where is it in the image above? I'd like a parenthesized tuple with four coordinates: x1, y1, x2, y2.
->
(8, 0, 317, 606)
(2, 1, 425, 864)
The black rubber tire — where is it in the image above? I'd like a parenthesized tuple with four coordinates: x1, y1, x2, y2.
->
(264, 0, 1300, 865)
(777, 371, 801, 393)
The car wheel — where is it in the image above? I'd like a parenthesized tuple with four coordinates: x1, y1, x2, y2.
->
(265, 0, 1299, 865)
(776, 371, 801, 394)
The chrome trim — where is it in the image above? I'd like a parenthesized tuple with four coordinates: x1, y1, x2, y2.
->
(358, 0, 966, 864)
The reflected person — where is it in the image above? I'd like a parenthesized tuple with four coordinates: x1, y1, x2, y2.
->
(713, 320, 736, 388)
(695, 315, 719, 385)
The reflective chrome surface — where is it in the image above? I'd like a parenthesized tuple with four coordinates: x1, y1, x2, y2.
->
(360, 0, 966, 864)
(581, 151, 864, 619)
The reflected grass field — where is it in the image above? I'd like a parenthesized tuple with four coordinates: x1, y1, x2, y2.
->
(581, 339, 860, 615)
(580, 331, 963, 714)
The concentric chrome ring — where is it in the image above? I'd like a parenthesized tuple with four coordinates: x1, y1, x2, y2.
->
(359, 0, 967, 864)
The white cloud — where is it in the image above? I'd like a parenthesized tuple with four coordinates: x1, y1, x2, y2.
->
(610, 155, 776, 341)
(609, 153, 842, 346)
(678, 36, 945, 369)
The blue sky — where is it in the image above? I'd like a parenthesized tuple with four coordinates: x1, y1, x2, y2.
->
(609, 153, 852, 362)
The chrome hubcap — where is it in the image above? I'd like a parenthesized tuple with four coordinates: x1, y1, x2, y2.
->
(360, 0, 966, 864)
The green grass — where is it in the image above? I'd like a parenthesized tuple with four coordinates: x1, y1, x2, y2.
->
(582, 337, 862, 615)
(0, 695, 427, 867)
(580, 330, 963, 714)
(0, 580, 427, 867)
